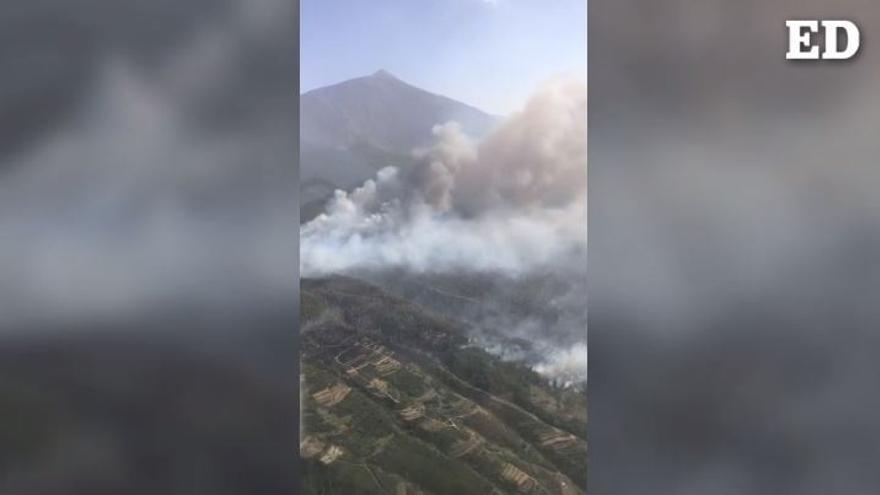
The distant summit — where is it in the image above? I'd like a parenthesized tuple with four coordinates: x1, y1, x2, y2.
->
(371, 69, 398, 80)
(300, 71, 497, 220)
(301, 70, 495, 151)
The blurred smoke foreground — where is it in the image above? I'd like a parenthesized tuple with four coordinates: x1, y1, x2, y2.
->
(591, 1, 880, 494)
(0, 0, 299, 492)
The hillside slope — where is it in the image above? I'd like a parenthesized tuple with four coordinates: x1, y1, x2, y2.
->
(300, 277, 587, 495)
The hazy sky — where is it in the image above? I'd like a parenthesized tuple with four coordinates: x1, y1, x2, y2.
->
(301, 0, 586, 115)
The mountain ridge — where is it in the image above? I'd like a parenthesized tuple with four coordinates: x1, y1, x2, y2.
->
(301, 69, 496, 150)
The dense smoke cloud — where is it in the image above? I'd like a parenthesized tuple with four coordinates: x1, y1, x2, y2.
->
(533, 342, 589, 385)
(301, 78, 586, 276)
(301, 78, 587, 383)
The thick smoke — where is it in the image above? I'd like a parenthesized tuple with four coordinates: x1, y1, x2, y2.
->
(533, 342, 589, 386)
(301, 78, 586, 276)
(301, 78, 588, 382)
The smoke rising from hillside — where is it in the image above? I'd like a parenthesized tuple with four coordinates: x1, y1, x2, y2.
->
(301, 78, 586, 276)
(534, 342, 589, 385)
(301, 78, 588, 382)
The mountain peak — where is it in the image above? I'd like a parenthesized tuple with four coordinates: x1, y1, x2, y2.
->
(371, 69, 399, 80)
(301, 71, 497, 166)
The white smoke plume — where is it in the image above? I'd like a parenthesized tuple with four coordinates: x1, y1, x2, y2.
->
(300, 78, 587, 276)
(534, 342, 589, 387)
(301, 78, 587, 383)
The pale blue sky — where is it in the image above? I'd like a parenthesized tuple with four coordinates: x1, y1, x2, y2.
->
(301, 0, 586, 115)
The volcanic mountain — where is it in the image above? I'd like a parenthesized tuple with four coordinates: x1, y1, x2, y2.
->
(300, 71, 497, 220)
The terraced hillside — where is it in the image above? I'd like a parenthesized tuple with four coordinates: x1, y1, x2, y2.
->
(300, 277, 587, 495)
